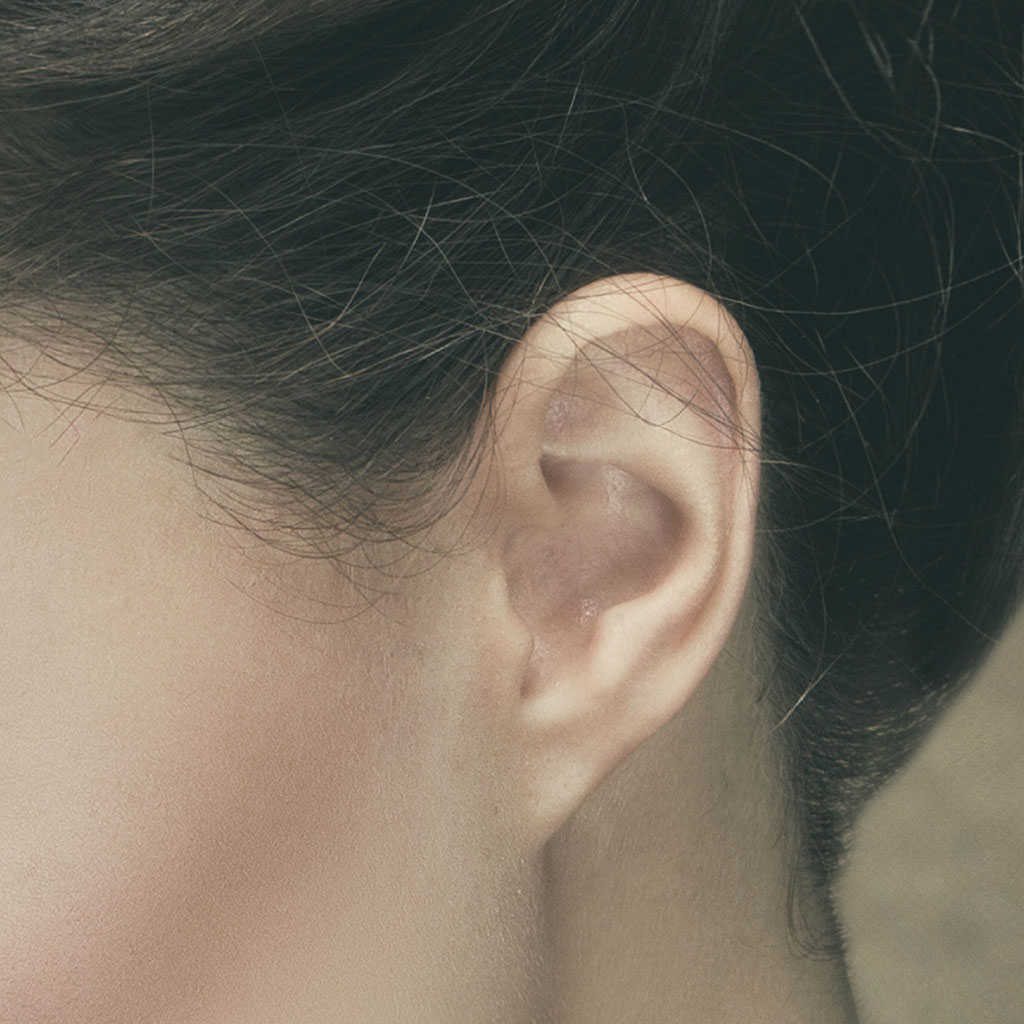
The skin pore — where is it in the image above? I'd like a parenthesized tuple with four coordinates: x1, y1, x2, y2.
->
(1, 276, 858, 1023)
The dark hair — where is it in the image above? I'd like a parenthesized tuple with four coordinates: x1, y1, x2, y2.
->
(2, 0, 1023, 901)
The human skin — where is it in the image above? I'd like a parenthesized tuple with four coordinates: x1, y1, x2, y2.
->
(0, 275, 856, 1023)
(0, 358, 546, 1022)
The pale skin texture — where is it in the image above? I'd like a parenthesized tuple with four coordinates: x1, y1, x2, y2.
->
(0, 275, 859, 1023)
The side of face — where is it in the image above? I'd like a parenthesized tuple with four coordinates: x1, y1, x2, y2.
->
(0, 363, 539, 1023)
(0, 273, 759, 1023)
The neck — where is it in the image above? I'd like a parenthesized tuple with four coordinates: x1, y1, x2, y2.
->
(543, 668, 861, 1024)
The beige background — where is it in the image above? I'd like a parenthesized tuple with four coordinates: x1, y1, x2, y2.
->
(838, 606, 1024, 1023)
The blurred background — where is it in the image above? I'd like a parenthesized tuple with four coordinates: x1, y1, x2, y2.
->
(838, 603, 1024, 1023)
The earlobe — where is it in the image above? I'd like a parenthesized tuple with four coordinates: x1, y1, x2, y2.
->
(488, 273, 760, 841)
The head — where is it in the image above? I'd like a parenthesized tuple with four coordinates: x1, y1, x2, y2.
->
(1, 1, 1022, 1022)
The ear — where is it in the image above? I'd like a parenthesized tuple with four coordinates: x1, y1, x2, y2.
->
(485, 273, 760, 841)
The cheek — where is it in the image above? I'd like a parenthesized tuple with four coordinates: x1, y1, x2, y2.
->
(0, 504, 413, 1021)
